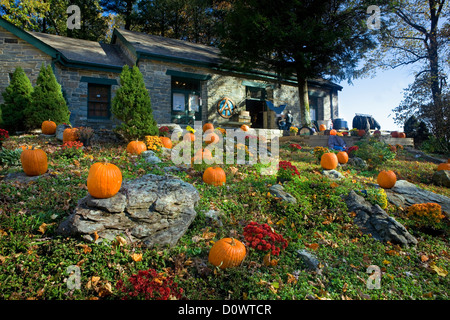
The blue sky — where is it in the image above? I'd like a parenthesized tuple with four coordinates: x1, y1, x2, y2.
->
(338, 67, 416, 132)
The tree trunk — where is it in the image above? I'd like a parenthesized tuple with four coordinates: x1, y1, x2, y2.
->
(297, 76, 311, 127)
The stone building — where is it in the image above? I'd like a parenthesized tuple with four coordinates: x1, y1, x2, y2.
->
(0, 17, 342, 130)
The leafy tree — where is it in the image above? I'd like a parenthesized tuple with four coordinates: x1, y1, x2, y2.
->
(0, 67, 33, 133)
(0, 0, 50, 31)
(364, 0, 449, 144)
(100, 0, 139, 30)
(111, 65, 159, 140)
(218, 0, 375, 126)
(25, 64, 70, 130)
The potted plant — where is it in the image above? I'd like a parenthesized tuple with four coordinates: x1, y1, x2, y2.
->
(77, 126, 94, 147)
(289, 126, 298, 136)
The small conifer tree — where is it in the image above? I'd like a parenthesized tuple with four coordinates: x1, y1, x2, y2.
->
(25, 63, 70, 129)
(0, 67, 33, 133)
(112, 65, 158, 141)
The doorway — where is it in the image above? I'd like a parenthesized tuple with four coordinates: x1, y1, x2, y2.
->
(245, 86, 266, 129)
(171, 77, 202, 125)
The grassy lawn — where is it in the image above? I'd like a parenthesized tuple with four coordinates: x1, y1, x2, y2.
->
(0, 133, 448, 300)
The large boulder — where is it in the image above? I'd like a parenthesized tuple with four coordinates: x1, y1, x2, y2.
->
(432, 170, 450, 188)
(345, 190, 417, 246)
(57, 174, 200, 247)
(385, 180, 450, 217)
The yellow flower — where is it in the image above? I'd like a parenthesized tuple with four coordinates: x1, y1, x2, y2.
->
(186, 126, 195, 133)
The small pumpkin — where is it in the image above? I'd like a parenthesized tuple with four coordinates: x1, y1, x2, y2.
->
(437, 163, 450, 171)
(319, 124, 326, 131)
(337, 151, 349, 164)
(192, 148, 213, 163)
(159, 136, 173, 149)
(41, 120, 57, 135)
(329, 129, 337, 136)
(391, 131, 399, 138)
(126, 140, 147, 155)
(208, 237, 246, 269)
(20, 146, 48, 176)
(63, 127, 78, 143)
(204, 131, 219, 145)
(203, 123, 214, 133)
(203, 166, 226, 186)
(183, 132, 195, 142)
(398, 132, 406, 138)
(240, 125, 249, 132)
(87, 162, 122, 199)
(377, 170, 397, 189)
(320, 152, 338, 170)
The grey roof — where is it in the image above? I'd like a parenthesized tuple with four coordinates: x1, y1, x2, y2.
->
(116, 29, 222, 66)
(29, 31, 127, 68)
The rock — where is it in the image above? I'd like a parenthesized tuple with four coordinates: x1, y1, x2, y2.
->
(142, 150, 162, 164)
(322, 169, 344, 180)
(56, 124, 71, 141)
(296, 249, 321, 271)
(348, 157, 367, 169)
(268, 184, 297, 204)
(432, 170, 450, 188)
(345, 190, 417, 246)
(385, 180, 450, 217)
(57, 174, 200, 248)
(204, 209, 223, 227)
(3, 171, 49, 183)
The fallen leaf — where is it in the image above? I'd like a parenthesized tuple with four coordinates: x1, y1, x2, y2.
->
(429, 262, 447, 277)
(131, 253, 143, 262)
(38, 223, 48, 234)
(98, 282, 113, 297)
(420, 255, 429, 262)
(286, 273, 297, 285)
(76, 244, 92, 254)
(386, 250, 399, 256)
(305, 243, 319, 251)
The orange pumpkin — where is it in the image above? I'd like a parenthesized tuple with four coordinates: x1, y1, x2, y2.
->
(377, 170, 397, 189)
(391, 131, 399, 138)
(319, 124, 326, 131)
(204, 131, 219, 145)
(183, 132, 195, 142)
(329, 129, 337, 136)
(126, 140, 147, 155)
(41, 120, 57, 135)
(63, 127, 78, 143)
(320, 152, 338, 170)
(159, 136, 173, 149)
(337, 151, 349, 164)
(208, 238, 246, 269)
(87, 162, 122, 199)
(437, 163, 450, 171)
(20, 147, 48, 176)
(192, 148, 213, 163)
(398, 132, 406, 138)
(203, 123, 214, 133)
(203, 167, 226, 186)
(240, 125, 250, 132)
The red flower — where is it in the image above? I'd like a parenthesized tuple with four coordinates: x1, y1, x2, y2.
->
(243, 221, 288, 256)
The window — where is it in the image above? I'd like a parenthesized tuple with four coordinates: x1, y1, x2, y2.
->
(171, 77, 202, 124)
(4, 38, 18, 44)
(88, 84, 111, 119)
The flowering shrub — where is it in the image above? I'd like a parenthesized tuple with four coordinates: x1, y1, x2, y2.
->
(353, 138, 396, 169)
(366, 188, 388, 209)
(159, 126, 170, 137)
(313, 146, 329, 160)
(406, 203, 444, 228)
(277, 160, 300, 182)
(0, 129, 9, 142)
(59, 141, 83, 158)
(186, 125, 195, 133)
(116, 268, 184, 300)
(144, 135, 163, 152)
(289, 126, 298, 133)
(346, 145, 359, 156)
(243, 221, 288, 256)
(289, 143, 302, 151)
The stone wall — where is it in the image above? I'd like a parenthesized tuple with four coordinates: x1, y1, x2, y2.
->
(53, 65, 121, 129)
(0, 26, 52, 105)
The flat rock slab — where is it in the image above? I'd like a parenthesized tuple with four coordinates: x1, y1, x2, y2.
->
(57, 174, 200, 248)
(385, 180, 450, 217)
(345, 190, 417, 246)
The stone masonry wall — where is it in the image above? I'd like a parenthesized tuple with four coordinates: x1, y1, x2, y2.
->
(0, 26, 52, 105)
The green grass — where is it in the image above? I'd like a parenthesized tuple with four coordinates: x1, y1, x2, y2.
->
(0, 135, 448, 300)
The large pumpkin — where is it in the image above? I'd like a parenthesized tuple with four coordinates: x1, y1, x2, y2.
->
(204, 131, 219, 145)
(87, 162, 122, 199)
(63, 127, 78, 143)
(203, 167, 226, 186)
(377, 170, 397, 189)
(159, 136, 173, 149)
(21, 147, 48, 176)
(437, 163, 450, 171)
(203, 123, 214, 133)
(126, 140, 147, 155)
(208, 238, 246, 269)
(41, 120, 57, 135)
(320, 152, 338, 170)
(337, 151, 349, 164)
(391, 131, 399, 138)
